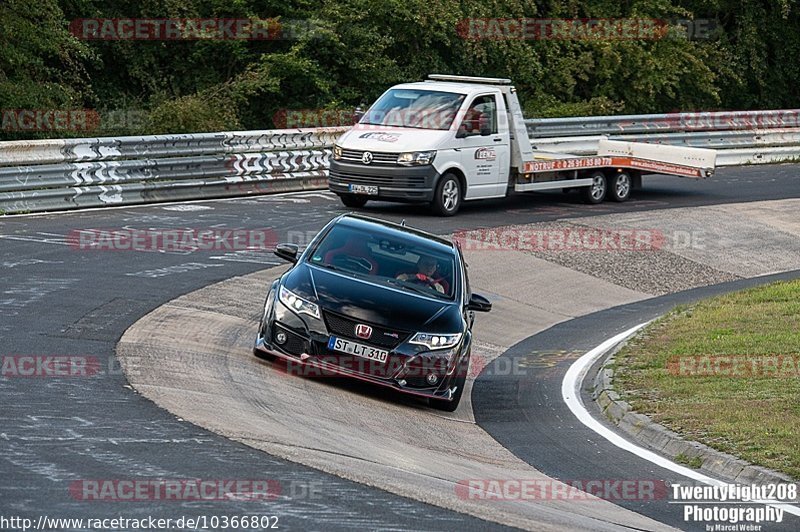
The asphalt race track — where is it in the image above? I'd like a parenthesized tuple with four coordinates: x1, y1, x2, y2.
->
(1, 165, 799, 531)
(474, 270, 800, 531)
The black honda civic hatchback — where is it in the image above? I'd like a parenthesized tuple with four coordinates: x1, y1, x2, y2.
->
(254, 213, 491, 411)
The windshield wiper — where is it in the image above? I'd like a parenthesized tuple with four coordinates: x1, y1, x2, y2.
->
(313, 262, 359, 276)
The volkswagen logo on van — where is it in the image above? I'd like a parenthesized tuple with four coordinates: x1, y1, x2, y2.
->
(361, 151, 373, 164)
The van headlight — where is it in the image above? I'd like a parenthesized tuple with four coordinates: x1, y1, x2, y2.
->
(333, 145, 343, 160)
(410, 332, 462, 350)
(279, 286, 320, 319)
(397, 150, 436, 166)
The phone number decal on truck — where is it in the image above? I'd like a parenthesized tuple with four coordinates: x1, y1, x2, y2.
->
(524, 156, 703, 177)
(525, 157, 613, 173)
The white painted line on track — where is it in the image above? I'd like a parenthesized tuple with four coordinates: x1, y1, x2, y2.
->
(561, 322, 800, 518)
(0, 190, 338, 219)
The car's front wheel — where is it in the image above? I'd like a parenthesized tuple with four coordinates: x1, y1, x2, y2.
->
(431, 173, 461, 216)
(339, 194, 369, 209)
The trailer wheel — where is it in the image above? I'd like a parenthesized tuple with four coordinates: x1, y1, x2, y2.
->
(339, 194, 369, 208)
(608, 171, 632, 202)
(581, 171, 607, 204)
(431, 173, 461, 216)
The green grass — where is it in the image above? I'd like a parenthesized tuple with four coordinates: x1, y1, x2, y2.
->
(675, 453, 703, 469)
(614, 279, 800, 479)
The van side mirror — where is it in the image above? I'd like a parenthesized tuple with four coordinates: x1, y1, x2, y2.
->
(353, 106, 365, 124)
(274, 243, 299, 264)
(467, 293, 492, 312)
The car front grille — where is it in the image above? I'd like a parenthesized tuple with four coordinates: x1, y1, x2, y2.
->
(323, 310, 409, 349)
(339, 149, 399, 165)
(311, 348, 404, 379)
(402, 375, 438, 389)
(274, 325, 308, 356)
(328, 169, 428, 189)
(400, 355, 449, 389)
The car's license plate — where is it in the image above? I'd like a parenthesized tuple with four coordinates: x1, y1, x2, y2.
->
(327, 336, 388, 363)
(349, 184, 378, 195)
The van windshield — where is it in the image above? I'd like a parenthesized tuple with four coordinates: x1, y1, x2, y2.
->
(360, 89, 465, 130)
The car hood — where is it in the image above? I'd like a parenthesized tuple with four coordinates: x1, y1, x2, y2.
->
(337, 124, 452, 153)
(283, 264, 461, 332)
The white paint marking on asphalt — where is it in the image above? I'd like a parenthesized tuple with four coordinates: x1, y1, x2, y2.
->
(125, 262, 225, 278)
(161, 205, 213, 211)
(0, 190, 337, 218)
(561, 322, 800, 518)
(0, 234, 70, 246)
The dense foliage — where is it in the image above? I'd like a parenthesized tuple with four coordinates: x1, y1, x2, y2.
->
(1, 0, 798, 138)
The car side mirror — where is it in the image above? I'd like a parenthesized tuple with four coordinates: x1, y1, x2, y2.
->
(467, 293, 492, 312)
(274, 243, 299, 264)
(455, 127, 468, 139)
(353, 106, 365, 124)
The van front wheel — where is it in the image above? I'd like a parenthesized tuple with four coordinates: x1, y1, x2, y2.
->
(339, 194, 369, 209)
(431, 173, 461, 216)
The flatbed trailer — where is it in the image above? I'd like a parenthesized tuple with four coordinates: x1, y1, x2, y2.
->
(329, 74, 717, 215)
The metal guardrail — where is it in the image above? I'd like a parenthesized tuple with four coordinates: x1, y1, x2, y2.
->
(1, 110, 798, 214)
(525, 110, 800, 137)
(0, 128, 347, 214)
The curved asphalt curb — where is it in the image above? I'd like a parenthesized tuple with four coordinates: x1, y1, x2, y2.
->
(592, 331, 797, 486)
(473, 268, 800, 531)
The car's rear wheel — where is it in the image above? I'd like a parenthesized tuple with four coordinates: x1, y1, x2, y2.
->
(429, 353, 469, 412)
(339, 194, 369, 208)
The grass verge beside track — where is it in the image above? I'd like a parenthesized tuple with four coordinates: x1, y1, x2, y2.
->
(613, 279, 800, 479)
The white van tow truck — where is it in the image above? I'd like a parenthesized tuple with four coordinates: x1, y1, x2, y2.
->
(329, 74, 717, 216)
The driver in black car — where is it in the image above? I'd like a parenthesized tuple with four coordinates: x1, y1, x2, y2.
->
(396, 255, 446, 294)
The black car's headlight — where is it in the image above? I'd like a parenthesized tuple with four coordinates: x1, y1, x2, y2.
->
(279, 286, 320, 320)
(410, 332, 462, 350)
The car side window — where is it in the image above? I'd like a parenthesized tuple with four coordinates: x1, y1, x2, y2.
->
(457, 95, 498, 137)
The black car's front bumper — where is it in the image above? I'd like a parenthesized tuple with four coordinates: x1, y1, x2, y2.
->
(254, 297, 466, 402)
(328, 160, 440, 203)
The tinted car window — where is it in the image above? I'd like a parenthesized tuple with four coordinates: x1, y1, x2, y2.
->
(308, 224, 455, 299)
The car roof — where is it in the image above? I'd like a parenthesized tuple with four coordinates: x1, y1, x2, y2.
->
(334, 214, 456, 254)
(389, 81, 498, 96)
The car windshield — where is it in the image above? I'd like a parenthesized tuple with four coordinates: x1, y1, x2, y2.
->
(359, 89, 465, 130)
(308, 224, 456, 300)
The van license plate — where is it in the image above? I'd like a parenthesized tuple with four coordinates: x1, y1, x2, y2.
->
(349, 184, 378, 195)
